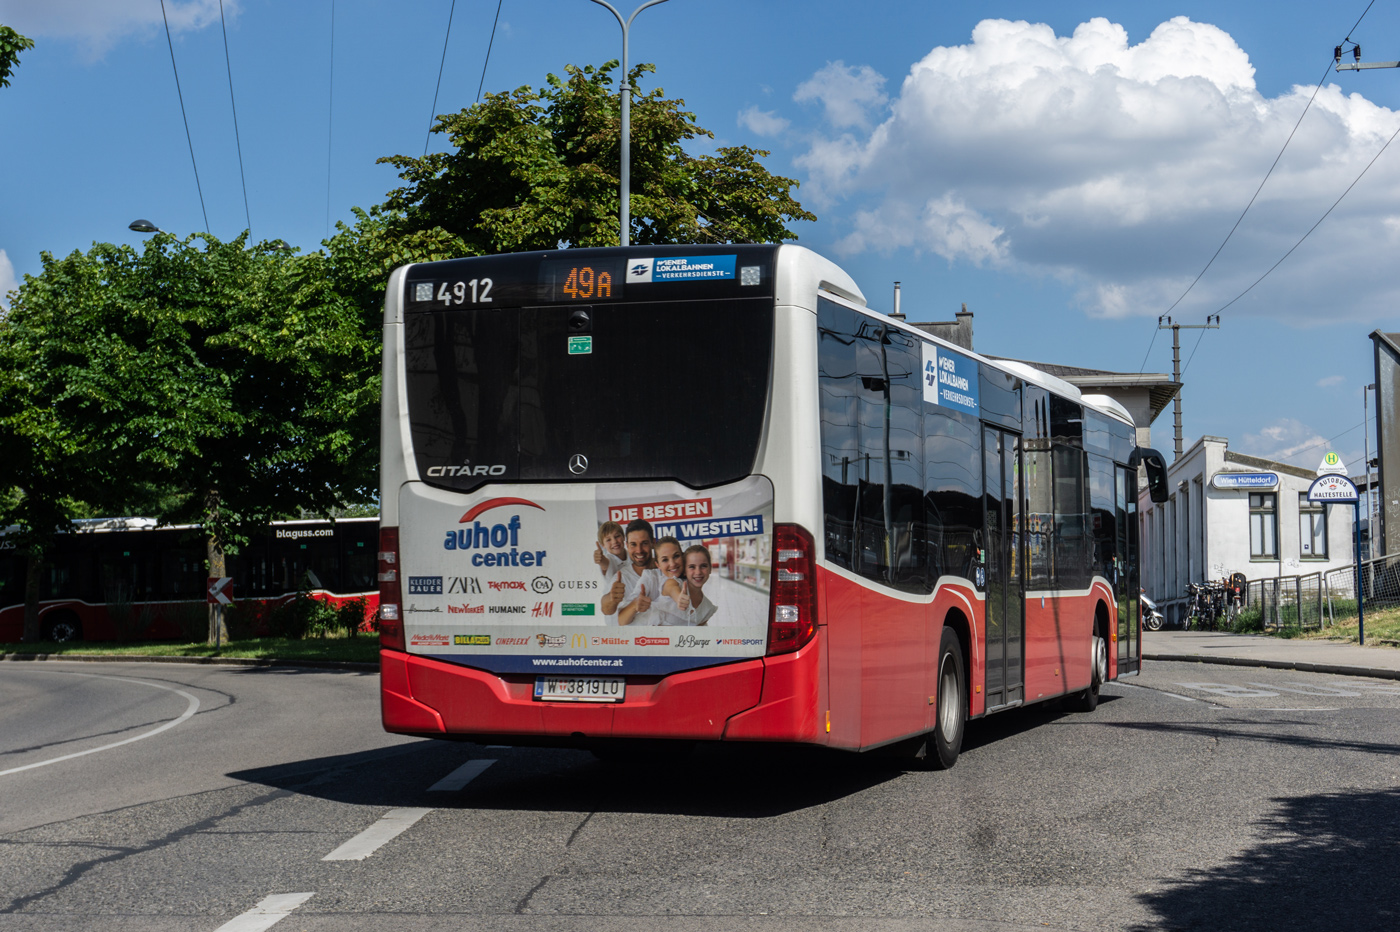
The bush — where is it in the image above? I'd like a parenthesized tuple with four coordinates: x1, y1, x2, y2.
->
(1231, 607, 1263, 634)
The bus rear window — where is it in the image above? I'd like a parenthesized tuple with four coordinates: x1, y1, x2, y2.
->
(404, 299, 774, 490)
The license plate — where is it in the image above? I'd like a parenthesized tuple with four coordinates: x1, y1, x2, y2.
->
(533, 675, 625, 702)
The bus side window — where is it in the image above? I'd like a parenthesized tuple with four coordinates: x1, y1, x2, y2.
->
(818, 300, 860, 571)
(924, 406, 981, 587)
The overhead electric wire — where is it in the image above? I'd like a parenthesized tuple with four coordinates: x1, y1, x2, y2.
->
(1182, 115, 1400, 377)
(476, 0, 504, 103)
(424, 0, 458, 155)
(218, 0, 250, 235)
(325, 0, 336, 238)
(1137, 0, 1381, 374)
(159, 0, 209, 234)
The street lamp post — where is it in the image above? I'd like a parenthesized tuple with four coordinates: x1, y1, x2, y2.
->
(128, 219, 166, 234)
(588, 0, 670, 247)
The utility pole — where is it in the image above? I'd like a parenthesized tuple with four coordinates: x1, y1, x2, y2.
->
(1158, 315, 1220, 460)
(1335, 44, 1399, 71)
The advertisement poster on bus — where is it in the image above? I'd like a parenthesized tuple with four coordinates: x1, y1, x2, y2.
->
(397, 476, 773, 674)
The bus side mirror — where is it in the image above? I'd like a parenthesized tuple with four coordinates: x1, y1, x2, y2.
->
(1130, 447, 1170, 503)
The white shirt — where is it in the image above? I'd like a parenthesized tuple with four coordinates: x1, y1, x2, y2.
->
(613, 564, 664, 626)
(690, 594, 717, 626)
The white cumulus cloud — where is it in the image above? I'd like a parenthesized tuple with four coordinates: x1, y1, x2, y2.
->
(1237, 418, 1355, 470)
(0, 0, 232, 58)
(0, 249, 16, 314)
(794, 17, 1400, 323)
(1316, 375, 1345, 388)
(794, 61, 888, 130)
(737, 106, 790, 138)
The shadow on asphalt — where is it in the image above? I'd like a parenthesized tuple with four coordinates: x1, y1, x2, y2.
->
(1099, 718, 1400, 757)
(229, 695, 1120, 818)
(228, 739, 905, 818)
(1133, 787, 1400, 930)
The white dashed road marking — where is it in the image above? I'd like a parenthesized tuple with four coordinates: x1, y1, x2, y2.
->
(323, 807, 433, 861)
(428, 758, 496, 792)
(212, 892, 314, 932)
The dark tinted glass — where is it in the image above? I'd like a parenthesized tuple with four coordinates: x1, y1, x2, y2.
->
(1084, 409, 1135, 463)
(405, 300, 774, 489)
(1050, 395, 1083, 443)
(1088, 452, 1117, 585)
(1052, 444, 1090, 589)
(979, 365, 1020, 430)
(925, 407, 982, 583)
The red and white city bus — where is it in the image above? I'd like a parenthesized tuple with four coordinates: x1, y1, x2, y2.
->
(376, 245, 1167, 767)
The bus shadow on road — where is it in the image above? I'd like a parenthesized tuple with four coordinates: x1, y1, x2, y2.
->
(1133, 787, 1400, 931)
(229, 739, 905, 818)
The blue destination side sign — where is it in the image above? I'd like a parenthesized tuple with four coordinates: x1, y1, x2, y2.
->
(1210, 472, 1278, 491)
(921, 342, 980, 415)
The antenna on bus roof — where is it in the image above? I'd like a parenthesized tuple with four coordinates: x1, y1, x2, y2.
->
(889, 282, 904, 320)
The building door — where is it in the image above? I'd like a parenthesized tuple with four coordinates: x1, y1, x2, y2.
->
(983, 426, 1025, 709)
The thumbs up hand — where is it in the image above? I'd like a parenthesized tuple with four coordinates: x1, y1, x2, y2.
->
(636, 584, 651, 613)
(677, 584, 691, 612)
(594, 541, 608, 569)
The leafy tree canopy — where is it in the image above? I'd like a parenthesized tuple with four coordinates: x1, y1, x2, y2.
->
(378, 61, 815, 252)
(0, 234, 379, 556)
(0, 25, 34, 89)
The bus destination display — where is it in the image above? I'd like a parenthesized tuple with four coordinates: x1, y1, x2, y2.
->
(538, 257, 626, 302)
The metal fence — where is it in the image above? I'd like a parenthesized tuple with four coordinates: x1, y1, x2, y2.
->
(1238, 554, 1400, 631)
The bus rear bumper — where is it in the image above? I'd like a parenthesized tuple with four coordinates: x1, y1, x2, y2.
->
(380, 644, 822, 744)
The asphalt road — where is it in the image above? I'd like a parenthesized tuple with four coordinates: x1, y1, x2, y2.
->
(2, 658, 1398, 931)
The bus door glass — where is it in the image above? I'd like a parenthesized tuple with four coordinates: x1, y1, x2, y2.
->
(983, 425, 1024, 709)
(1116, 465, 1140, 673)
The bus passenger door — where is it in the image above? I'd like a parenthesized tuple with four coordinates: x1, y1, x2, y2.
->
(1116, 465, 1140, 674)
(983, 426, 1025, 710)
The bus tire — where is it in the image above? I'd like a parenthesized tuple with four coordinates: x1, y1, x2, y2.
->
(1065, 633, 1105, 713)
(42, 611, 82, 643)
(931, 626, 966, 770)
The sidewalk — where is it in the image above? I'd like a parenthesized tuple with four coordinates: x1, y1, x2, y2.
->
(1143, 629, 1400, 681)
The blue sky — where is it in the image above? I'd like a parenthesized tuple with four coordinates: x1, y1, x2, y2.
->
(2, 0, 1399, 473)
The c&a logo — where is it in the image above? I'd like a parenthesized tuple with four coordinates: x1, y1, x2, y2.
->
(569, 633, 590, 649)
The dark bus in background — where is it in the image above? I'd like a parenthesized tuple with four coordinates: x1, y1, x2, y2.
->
(0, 518, 379, 642)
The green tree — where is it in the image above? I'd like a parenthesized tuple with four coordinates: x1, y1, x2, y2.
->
(378, 61, 815, 252)
(0, 25, 35, 89)
(0, 233, 380, 643)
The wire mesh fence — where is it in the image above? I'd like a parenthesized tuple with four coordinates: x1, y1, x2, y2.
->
(1235, 555, 1400, 632)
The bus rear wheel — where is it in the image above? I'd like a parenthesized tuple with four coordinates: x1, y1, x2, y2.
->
(930, 626, 966, 769)
(42, 611, 82, 643)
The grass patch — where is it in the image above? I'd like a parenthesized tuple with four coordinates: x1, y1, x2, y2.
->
(1, 636, 380, 664)
(1257, 603, 1400, 649)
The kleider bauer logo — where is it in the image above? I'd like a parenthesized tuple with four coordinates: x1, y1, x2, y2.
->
(634, 636, 670, 647)
(453, 634, 491, 646)
(408, 576, 442, 595)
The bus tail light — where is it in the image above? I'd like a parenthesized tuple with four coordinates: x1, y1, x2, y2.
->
(767, 523, 817, 656)
(378, 526, 404, 651)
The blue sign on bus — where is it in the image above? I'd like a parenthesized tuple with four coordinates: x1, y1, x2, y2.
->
(921, 343, 980, 415)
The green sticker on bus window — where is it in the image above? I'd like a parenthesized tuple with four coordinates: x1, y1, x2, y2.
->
(567, 336, 592, 355)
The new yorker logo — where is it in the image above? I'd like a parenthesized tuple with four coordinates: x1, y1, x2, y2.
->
(443, 497, 548, 568)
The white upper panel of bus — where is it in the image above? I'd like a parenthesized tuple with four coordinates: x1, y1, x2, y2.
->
(774, 245, 865, 309)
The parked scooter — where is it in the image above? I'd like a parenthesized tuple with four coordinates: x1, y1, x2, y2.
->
(1142, 591, 1165, 631)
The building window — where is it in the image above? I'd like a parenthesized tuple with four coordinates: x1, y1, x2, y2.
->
(1299, 493, 1328, 559)
(1250, 493, 1278, 559)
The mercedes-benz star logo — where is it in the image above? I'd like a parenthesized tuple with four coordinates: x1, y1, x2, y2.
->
(568, 453, 588, 475)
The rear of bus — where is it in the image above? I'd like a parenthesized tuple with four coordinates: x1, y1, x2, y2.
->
(377, 245, 853, 747)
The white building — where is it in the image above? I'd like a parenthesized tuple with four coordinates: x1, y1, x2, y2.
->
(1139, 436, 1355, 625)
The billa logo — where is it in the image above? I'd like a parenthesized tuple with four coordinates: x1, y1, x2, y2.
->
(453, 634, 490, 646)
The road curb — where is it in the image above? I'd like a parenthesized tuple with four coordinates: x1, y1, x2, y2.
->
(0, 652, 378, 672)
(1145, 652, 1400, 682)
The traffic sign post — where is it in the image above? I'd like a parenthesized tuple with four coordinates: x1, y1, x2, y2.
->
(207, 577, 234, 651)
(1307, 474, 1362, 644)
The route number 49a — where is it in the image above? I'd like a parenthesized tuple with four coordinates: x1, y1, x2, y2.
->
(438, 279, 493, 305)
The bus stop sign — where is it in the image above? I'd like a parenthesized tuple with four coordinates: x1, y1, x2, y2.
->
(207, 576, 234, 605)
(1307, 474, 1358, 503)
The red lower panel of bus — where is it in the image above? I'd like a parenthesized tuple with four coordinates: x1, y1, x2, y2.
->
(381, 643, 826, 744)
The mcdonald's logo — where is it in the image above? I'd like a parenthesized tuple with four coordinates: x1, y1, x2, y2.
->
(570, 633, 590, 649)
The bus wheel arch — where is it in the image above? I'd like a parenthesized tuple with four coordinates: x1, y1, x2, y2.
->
(1093, 600, 1110, 686)
(42, 609, 82, 643)
(940, 608, 972, 710)
(930, 622, 967, 769)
